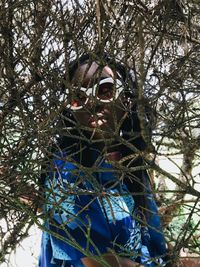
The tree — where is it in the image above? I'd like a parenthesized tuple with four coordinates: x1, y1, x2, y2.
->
(0, 0, 200, 266)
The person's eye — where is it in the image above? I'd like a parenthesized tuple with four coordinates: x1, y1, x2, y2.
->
(97, 83, 114, 100)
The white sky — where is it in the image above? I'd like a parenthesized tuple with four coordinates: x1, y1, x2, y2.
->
(0, 225, 41, 267)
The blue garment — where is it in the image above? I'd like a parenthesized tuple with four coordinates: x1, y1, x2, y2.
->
(39, 154, 167, 267)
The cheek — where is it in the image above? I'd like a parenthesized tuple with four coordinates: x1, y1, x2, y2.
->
(115, 109, 126, 124)
(112, 100, 126, 118)
(72, 111, 89, 125)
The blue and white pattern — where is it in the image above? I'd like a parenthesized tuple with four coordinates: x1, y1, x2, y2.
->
(98, 189, 134, 223)
(39, 155, 167, 267)
(124, 220, 142, 253)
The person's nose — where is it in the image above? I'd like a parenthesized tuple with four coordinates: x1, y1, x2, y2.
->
(86, 98, 104, 114)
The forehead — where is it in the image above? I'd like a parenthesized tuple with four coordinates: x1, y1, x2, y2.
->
(72, 62, 114, 86)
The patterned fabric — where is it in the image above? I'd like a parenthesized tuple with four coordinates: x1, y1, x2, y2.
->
(39, 154, 167, 267)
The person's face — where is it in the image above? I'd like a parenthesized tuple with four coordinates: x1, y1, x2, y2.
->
(69, 61, 127, 141)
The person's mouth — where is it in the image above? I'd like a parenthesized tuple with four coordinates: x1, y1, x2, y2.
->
(89, 113, 108, 127)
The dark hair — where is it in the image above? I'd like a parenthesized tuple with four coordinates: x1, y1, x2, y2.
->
(55, 52, 154, 213)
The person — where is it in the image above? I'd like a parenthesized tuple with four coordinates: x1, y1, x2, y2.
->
(39, 53, 168, 267)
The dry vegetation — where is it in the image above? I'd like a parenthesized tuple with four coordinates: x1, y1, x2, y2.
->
(0, 0, 200, 266)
